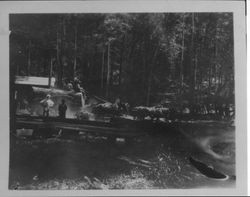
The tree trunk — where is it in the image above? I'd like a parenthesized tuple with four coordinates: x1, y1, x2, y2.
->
(189, 13, 196, 111)
(180, 15, 185, 88)
(49, 58, 53, 87)
(143, 44, 147, 98)
(73, 25, 77, 78)
(27, 40, 31, 75)
(119, 35, 125, 87)
(194, 49, 198, 90)
(146, 74, 152, 106)
(214, 25, 218, 91)
(208, 63, 212, 93)
(106, 42, 111, 98)
(101, 48, 105, 91)
(146, 46, 159, 106)
(56, 21, 63, 88)
(219, 66, 222, 86)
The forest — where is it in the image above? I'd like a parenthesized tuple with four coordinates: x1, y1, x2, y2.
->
(9, 12, 237, 191)
(9, 13, 235, 119)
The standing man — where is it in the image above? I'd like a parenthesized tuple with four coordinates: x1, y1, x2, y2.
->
(58, 99, 67, 119)
(73, 77, 81, 92)
(40, 94, 54, 117)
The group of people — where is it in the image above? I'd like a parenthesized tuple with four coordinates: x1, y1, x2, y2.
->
(40, 95, 67, 119)
(40, 77, 85, 119)
(114, 97, 129, 114)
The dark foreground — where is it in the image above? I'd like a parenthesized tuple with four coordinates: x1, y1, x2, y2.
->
(9, 121, 235, 189)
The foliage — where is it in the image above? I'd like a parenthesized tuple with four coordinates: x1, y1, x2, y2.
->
(10, 13, 234, 110)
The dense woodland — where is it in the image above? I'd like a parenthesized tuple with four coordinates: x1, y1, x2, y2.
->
(10, 13, 234, 118)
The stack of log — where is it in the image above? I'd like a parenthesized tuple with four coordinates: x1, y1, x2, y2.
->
(91, 102, 170, 121)
(131, 106, 169, 121)
(92, 103, 120, 117)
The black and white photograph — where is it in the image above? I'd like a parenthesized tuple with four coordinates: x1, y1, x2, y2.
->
(0, 0, 247, 196)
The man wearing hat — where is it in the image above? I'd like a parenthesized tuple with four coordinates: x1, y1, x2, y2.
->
(40, 94, 54, 117)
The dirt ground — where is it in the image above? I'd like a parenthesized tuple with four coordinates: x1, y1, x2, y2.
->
(9, 121, 235, 190)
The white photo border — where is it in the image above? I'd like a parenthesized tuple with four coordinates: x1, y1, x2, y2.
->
(0, 0, 247, 196)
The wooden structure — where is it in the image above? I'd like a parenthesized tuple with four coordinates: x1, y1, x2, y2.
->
(15, 76, 56, 87)
(15, 115, 177, 139)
